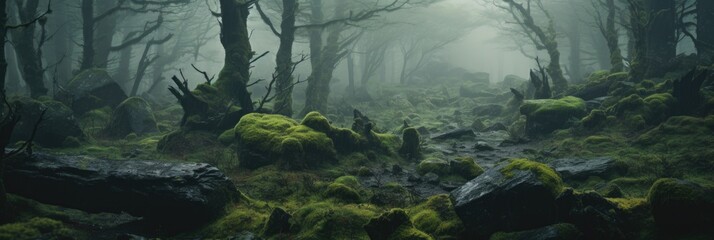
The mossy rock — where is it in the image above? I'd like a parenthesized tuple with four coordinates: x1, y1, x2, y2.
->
(371, 182, 414, 208)
(520, 96, 586, 135)
(501, 159, 565, 197)
(292, 202, 379, 239)
(234, 113, 336, 169)
(647, 178, 714, 234)
(56, 68, 128, 114)
(608, 93, 674, 126)
(0, 217, 73, 240)
(325, 183, 362, 203)
(417, 158, 450, 176)
(364, 209, 433, 240)
(450, 157, 484, 180)
(581, 109, 607, 129)
(102, 97, 159, 138)
(10, 97, 84, 148)
(157, 130, 219, 155)
(408, 194, 463, 238)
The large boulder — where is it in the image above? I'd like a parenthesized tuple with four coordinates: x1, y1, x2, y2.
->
(57, 69, 128, 114)
(520, 96, 587, 136)
(4, 152, 240, 232)
(450, 159, 564, 238)
(10, 97, 84, 147)
(103, 97, 159, 138)
(647, 178, 714, 235)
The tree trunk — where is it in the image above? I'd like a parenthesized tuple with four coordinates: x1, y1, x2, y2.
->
(300, 0, 325, 116)
(46, 0, 73, 84)
(628, 0, 648, 82)
(697, 0, 714, 62)
(215, 0, 254, 112)
(11, 0, 47, 98)
(347, 52, 355, 95)
(545, 44, 567, 92)
(568, 20, 582, 81)
(80, 0, 94, 70)
(0, 0, 7, 93)
(644, 0, 676, 78)
(93, 0, 118, 69)
(273, 0, 298, 117)
(605, 0, 624, 72)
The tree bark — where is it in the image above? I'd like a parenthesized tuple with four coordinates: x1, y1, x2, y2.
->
(696, 0, 714, 61)
(11, 0, 47, 98)
(215, 0, 254, 112)
(603, 0, 624, 72)
(0, 0, 7, 94)
(627, 0, 648, 82)
(80, 0, 95, 70)
(300, 0, 326, 116)
(644, 0, 676, 78)
(273, 0, 298, 117)
(93, 0, 118, 69)
(568, 20, 582, 81)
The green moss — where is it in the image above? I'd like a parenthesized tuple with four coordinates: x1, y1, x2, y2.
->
(607, 198, 648, 212)
(0, 217, 72, 240)
(408, 195, 463, 238)
(301, 111, 333, 133)
(218, 128, 236, 145)
(417, 158, 450, 176)
(325, 183, 362, 203)
(520, 96, 587, 118)
(581, 109, 607, 129)
(235, 113, 336, 168)
(646, 178, 714, 233)
(334, 176, 361, 189)
(206, 204, 269, 238)
(364, 209, 432, 240)
(500, 159, 565, 196)
(584, 135, 612, 145)
(293, 202, 378, 240)
(451, 157, 484, 179)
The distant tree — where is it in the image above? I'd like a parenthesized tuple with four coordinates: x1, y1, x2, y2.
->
(644, 0, 676, 78)
(592, 0, 625, 72)
(498, 0, 568, 93)
(625, 0, 649, 82)
(8, 0, 51, 98)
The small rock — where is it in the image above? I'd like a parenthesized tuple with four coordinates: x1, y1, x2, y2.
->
(549, 157, 624, 181)
(408, 174, 422, 182)
(391, 164, 403, 174)
(484, 122, 508, 132)
(262, 208, 291, 236)
(474, 141, 496, 151)
(431, 128, 475, 140)
(423, 172, 439, 184)
(440, 181, 463, 191)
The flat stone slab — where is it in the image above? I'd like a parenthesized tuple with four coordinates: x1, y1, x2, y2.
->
(4, 152, 240, 231)
(549, 157, 624, 180)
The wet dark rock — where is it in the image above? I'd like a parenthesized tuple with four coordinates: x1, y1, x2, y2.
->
(116, 234, 147, 240)
(489, 223, 583, 240)
(585, 96, 610, 110)
(56, 69, 128, 114)
(450, 164, 559, 238)
(262, 208, 291, 236)
(474, 141, 496, 151)
(555, 189, 625, 239)
(392, 164, 403, 174)
(4, 152, 240, 232)
(472, 104, 504, 117)
(484, 123, 508, 132)
(10, 97, 84, 148)
(423, 172, 440, 184)
(408, 173, 422, 182)
(103, 97, 159, 138)
(471, 119, 487, 132)
(440, 181, 463, 191)
(549, 157, 624, 181)
(415, 126, 430, 136)
(364, 209, 415, 240)
(431, 128, 475, 140)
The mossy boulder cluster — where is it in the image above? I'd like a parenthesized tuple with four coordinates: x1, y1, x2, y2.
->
(102, 97, 159, 138)
(520, 96, 587, 136)
(234, 112, 400, 169)
(416, 157, 484, 180)
(9, 97, 84, 148)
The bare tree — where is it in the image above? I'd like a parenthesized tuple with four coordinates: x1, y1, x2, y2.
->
(592, 0, 624, 72)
